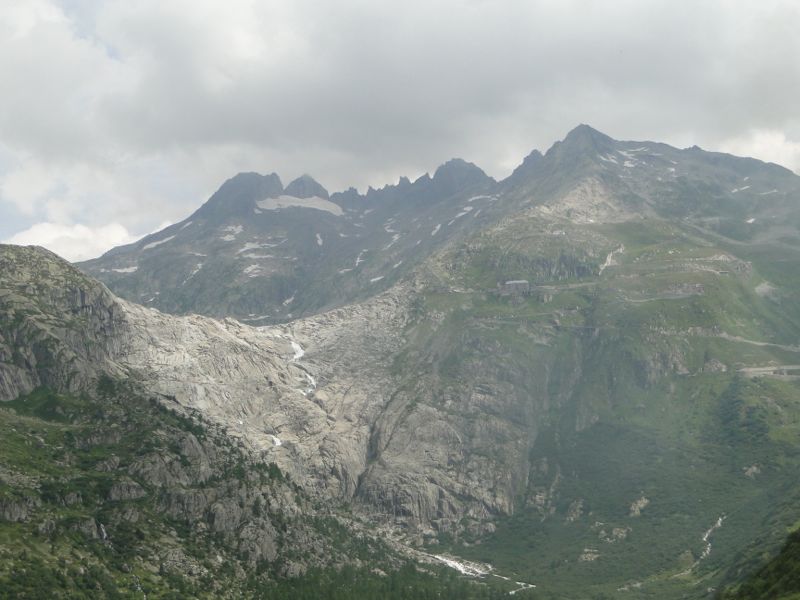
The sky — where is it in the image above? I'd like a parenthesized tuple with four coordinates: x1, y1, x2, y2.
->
(1, 0, 799, 261)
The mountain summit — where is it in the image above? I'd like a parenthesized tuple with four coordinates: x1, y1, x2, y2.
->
(431, 158, 494, 192)
(284, 174, 329, 199)
(194, 171, 284, 220)
(79, 125, 800, 324)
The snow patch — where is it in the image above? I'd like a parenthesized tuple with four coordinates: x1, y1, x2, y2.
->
(383, 233, 401, 250)
(282, 294, 295, 306)
(220, 225, 244, 242)
(392, 261, 403, 269)
(182, 263, 203, 284)
(142, 235, 175, 250)
(746, 217, 756, 224)
(731, 185, 751, 193)
(450, 206, 475, 223)
(112, 266, 138, 273)
(243, 264, 262, 277)
(240, 314, 271, 322)
(316, 233, 323, 246)
(270, 435, 283, 447)
(180, 221, 193, 229)
(256, 195, 343, 216)
(759, 189, 778, 196)
(355, 249, 367, 267)
(370, 275, 384, 283)
(236, 242, 274, 254)
(431, 224, 441, 236)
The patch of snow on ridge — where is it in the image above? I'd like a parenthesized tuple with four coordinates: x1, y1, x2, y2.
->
(182, 263, 203, 284)
(237, 242, 268, 254)
(257, 195, 343, 216)
(451, 206, 475, 222)
(142, 235, 175, 250)
(112, 266, 138, 273)
(370, 276, 384, 283)
(431, 224, 441, 236)
(383, 233, 401, 250)
(316, 233, 323, 246)
(220, 225, 244, 241)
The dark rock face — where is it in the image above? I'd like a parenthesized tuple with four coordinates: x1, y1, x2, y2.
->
(0, 496, 39, 522)
(431, 158, 494, 195)
(0, 245, 127, 401)
(193, 172, 284, 221)
(284, 174, 329, 199)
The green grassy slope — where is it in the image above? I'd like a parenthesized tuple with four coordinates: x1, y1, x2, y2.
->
(397, 212, 800, 599)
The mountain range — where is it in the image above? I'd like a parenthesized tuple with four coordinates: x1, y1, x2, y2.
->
(3, 124, 800, 598)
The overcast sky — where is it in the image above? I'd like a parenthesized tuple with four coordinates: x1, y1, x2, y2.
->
(1, 0, 799, 260)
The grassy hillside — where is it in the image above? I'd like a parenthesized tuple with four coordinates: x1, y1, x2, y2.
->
(396, 212, 800, 598)
(720, 530, 800, 599)
(0, 379, 534, 598)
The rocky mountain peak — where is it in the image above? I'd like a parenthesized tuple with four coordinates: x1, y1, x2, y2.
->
(505, 148, 544, 185)
(284, 174, 329, 199)
(431, 158, 493, 194)
(554, 123, 615, 155)
(194, 172, 284, 220)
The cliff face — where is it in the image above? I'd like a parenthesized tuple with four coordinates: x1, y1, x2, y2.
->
(1, 244, 542, 534)
(0, 245, 128, 400)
